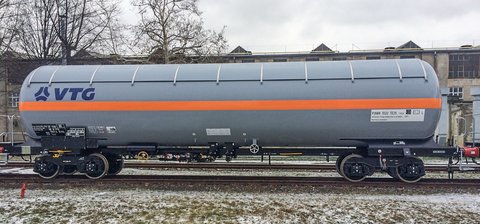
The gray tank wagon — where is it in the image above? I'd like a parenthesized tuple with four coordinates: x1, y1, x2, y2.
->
(3, 59, 457, 182)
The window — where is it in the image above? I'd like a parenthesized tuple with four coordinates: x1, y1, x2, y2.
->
(366, 56, 381, 60)
(241, 59, 255, 63)
(273, 58, 287, 62)
(457, 65, 464, 77)
(305, 57, 319, 61)
(448, 53, 480, 79)
(332, 57, 347, 61)
(9, 92, 19, 108)
(400, 55, 416, 59)
(449, 87, 463, 99)
(465, 71, 474, 78)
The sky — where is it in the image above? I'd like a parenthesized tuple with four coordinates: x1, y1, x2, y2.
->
(122, 0, 480, 52)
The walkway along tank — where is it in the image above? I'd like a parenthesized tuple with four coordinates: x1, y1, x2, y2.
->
(6, 59, 458, 182)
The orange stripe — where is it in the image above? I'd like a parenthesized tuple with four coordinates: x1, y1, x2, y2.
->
(19, 98, 441, 112)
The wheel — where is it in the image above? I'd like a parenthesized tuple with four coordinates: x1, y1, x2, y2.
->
(34, 157, 61, 179)
(84, 153, 109, 179)
(395, 157, 424, 183)
(62, 165, 77, 175)
(335, 154, 349, 177)
(107, 154, 124, 175)
(340, 154, 369, 182)
(249, 144, 260, 154)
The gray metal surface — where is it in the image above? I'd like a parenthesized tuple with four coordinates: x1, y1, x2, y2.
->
(471, 87, 480, 143)
(437, 88, 450, 146)
(20, 59, 441, 147)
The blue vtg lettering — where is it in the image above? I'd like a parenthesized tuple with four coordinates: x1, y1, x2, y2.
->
(34, 87, 96, 101)
(55, 88, 95, 100)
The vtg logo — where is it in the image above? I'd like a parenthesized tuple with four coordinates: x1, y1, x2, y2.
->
(34, 87, 96, 101)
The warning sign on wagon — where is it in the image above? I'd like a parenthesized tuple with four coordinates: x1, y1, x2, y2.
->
(370, 109, 425, 122)
(206, 128, 231, 136)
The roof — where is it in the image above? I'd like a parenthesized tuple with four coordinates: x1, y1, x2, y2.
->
(73, 49, 110, 59)
(397, 41, 422, 49)
(0, 50, 28, 59)
(229, 46, 252, 55)
(311, 44, 333, 52)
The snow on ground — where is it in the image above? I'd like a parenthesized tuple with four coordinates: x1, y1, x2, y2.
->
(0, 168, 35, 175)
(1, 158, 480, 223)
(1, 188, 479, 223)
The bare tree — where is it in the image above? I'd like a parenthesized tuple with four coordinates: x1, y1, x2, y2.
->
(192, 26, 227, 63)
(0, 0, 22, 54)
(53, 0, 124, 62)
(12, 0, 123, 61)
(133, 0, 228, 64)
(14, 0, 60, 59)
(94, 12, 133, 56)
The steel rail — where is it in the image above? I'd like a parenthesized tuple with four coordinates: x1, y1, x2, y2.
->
(0, 174, 479, 188)
(2, 161, 478, 172)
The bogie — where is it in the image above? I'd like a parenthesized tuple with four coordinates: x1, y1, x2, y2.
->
(335, 153, 425, 183)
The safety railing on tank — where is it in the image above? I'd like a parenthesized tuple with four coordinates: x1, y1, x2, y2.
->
(0, 115, 27, 146)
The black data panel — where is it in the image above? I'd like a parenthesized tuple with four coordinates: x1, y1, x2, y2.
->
(32, 124, 67, 136)
(66, 127, 86, 137)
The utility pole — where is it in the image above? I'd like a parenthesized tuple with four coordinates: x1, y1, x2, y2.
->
(59, 0, 68, 65)
(60, 14, 67, 65)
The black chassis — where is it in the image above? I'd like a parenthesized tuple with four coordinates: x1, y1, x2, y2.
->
(2, 128, 459, 174)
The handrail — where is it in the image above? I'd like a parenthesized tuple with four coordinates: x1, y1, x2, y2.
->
(216, 64, 222, 85)
(131, 66, 141, 86)
(395, 60, 403, 81)
(304, 62, 309, 83)
(48, 66, 62, 86)
(27, 68, 39, 87)
(0, 132, 26, 137)
(348, 61, 355, 82)
(89, 65, 102, 86)
(173, 65, 180, 85)
(418, 59, 428, 81)
(0, 115, 26, 145)
(260, 64, 264, 84)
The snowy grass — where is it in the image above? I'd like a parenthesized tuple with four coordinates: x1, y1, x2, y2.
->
(1, 157, 479, 223)
(1, 188, 479, 223)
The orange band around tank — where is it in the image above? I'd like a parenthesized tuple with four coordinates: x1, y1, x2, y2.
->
(19, 98, 442, 112)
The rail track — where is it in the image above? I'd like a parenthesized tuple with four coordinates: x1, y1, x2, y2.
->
(1, 173, 479, 188)
(3, 161, 478, 172)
